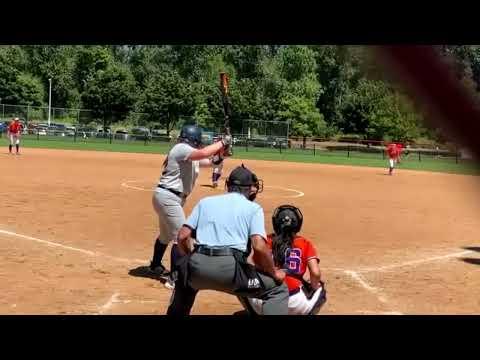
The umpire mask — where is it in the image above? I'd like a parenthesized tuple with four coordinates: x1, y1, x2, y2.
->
(226, 164, 263, 201)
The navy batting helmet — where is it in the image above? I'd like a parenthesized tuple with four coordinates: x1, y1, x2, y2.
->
(272, 205, 303, 235)
(179, 125, 203, 148)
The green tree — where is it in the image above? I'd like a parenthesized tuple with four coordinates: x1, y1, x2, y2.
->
(342, 79, 422, 141)
(22, 45, 80, 107)
(13, 73, 45, 106)
(135, 66, 194, 135)
(81, 62, 137, 128)
(278, 95, 326, 137)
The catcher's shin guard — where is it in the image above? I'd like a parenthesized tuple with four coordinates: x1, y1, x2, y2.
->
(309, 284, 327, 315)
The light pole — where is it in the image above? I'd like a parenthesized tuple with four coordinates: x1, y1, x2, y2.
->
(48, 78, 52, 126)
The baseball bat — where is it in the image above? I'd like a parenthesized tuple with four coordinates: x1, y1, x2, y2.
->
(220, 72, 233, 156)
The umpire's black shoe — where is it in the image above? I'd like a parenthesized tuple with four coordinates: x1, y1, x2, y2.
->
(128, 264, 170, 281)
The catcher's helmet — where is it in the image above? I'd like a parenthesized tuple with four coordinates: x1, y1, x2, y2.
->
(272, 205, 303, 234)
(179, 124, 203, 148)
(226, 164, 263, 193)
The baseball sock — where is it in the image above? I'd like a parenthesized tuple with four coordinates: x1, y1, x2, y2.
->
(150, 238, 168, 269)
(170, 244, 181, 273)
(15, 144, 19, 153)
(9, 145, 12, 153)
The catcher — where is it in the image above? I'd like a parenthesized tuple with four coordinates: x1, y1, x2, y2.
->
(246, 205, 327, 315)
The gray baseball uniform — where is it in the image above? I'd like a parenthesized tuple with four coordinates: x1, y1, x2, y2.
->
(153, 143, 200, 245)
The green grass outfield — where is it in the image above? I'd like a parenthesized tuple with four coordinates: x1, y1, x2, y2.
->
(2, 136, 479, 176)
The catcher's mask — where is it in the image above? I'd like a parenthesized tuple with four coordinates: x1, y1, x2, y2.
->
(272, 205, 303, 235)
(226, 164, 263, 201)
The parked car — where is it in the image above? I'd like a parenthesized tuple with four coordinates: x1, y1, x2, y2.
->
(36, 124, 49, 136)
(114, 129, 129, 140)
(0, 121, 8, 133)
(271, 137, 288, 148)
(65, 126, 76, 136)
(76, 127, 97, 138)
(130, 127, 151, 141)
(96, 128, 111, 138)
(249, 136, 269, 147)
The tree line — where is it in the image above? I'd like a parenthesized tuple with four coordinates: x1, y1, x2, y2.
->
(1, 45, 478, 141)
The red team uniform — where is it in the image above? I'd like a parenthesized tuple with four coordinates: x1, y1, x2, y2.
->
(7, 119, 22, 154)
(387, 143, 399, 159)
(386, 143, 399, 175)
(8, 121, 21, 135)
(249, 234, 325, 315)
(265, 234, 318, 294)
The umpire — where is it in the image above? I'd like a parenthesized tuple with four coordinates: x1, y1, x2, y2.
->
(167, 164, 289, 315)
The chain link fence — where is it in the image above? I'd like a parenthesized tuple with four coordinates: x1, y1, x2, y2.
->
(0, 103, 474, 164)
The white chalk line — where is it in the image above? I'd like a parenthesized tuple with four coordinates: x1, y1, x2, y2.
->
(121, 179, 305, 198)
(344, 270, 389, 304)
(0, 228, 346, 274)
(95, 292, 160, 314)
(356, 310, 403, 315)
(358, 250, 475, 273)
(0, 229, 147, 265)
(96, 292, 120, 315)
(2, 226, 473, 316)
(121, 180, 152, 192)
(264, 185, 304, 198)
(343, 248, 477, 315)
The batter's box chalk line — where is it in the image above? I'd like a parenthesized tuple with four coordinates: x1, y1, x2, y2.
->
(121, 179, 305, 198)
(357, 249, 475, 273)
(343, 270, 404, 314)
(0, 229, 147, 265)
(95, 292, 159, 315)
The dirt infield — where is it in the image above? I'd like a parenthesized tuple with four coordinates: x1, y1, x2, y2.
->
(1, 148, 480, 314)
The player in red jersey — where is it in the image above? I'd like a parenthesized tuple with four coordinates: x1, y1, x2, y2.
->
(7, 118, 22, 155)
(386, 142, 399, 175)
(247, 205, 327, 315)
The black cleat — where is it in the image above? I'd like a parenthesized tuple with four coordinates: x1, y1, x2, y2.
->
(128, 264, 171, 281)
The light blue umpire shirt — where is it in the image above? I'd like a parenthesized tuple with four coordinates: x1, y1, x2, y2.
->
(185, 192, 266, 252)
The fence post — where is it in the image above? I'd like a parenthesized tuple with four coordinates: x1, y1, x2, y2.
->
(313, 143, 316, 156)
(456, 147, 459, 164)
(279, 142, 282, 154)
(246, 138, 248, 152)
(347, 145, 350, 158)
(74, 131, 76, 143)
(110, 133, 112, 144)
(37, 131, 39, 141)
(418, 151, 421, 162)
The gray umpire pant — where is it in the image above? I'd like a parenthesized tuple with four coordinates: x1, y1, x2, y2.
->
(167, 252, 289, 315)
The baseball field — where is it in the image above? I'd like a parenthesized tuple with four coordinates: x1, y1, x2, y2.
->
(1, 146, 480, 314)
